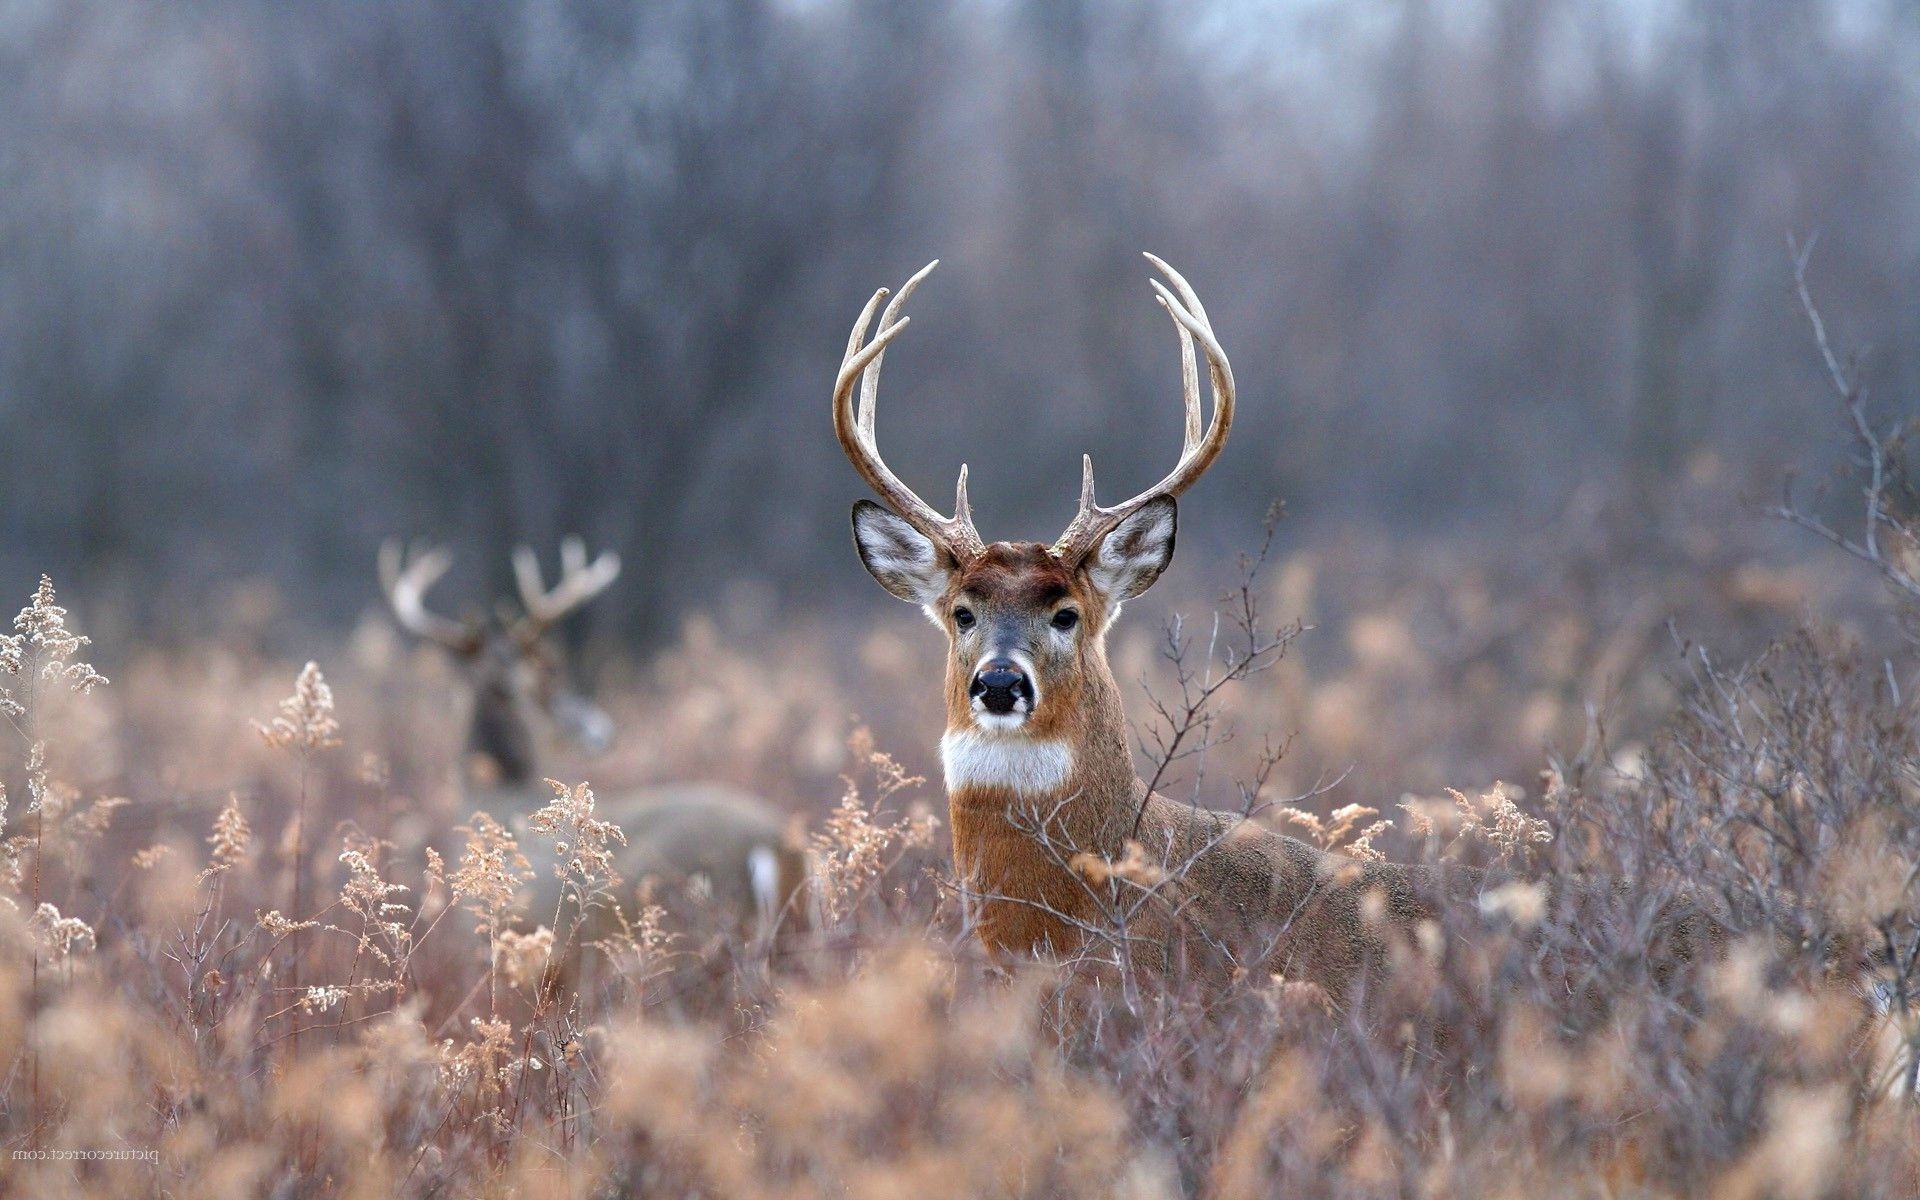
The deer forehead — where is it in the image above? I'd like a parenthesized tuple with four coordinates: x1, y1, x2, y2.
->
(940, 729, 1075, 795)
(949, 544, 1085, 611)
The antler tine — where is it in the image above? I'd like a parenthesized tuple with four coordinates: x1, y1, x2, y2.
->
(1051, 255, 1236, 565)
(1146, 253, 1204, 456)
(843, 287, 888, 384)
(1144, 251, 1212, 326)
(514, 538, 621, 631)
(859, 258, 940, 440)
(378, 540, 476, 651)
(511, 544, 547, 616)
(833, 261, 985, 563)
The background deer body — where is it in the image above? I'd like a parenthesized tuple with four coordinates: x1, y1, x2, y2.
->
(839, 257, 1475, 1001)
(380, 540, 809, 976)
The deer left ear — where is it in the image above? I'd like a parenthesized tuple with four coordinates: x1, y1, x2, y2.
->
(1086, 495, 1177, 605)
(852, 500, 955, 606)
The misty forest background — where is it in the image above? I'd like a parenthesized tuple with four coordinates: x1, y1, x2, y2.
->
(3, 0, 1918, 658)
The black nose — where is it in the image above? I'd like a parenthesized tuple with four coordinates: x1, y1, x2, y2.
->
(969, 659, 1032, 716)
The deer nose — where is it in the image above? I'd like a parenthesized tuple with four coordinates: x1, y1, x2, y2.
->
(970, 659, 1032, 716)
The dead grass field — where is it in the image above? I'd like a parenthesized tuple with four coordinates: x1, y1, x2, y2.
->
(4, 466, 1920, 1198)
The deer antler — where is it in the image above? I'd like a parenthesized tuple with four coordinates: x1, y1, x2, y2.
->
(833, 260, 986, 563)
(1051, 254, 1236, 565)
(512, 536, 621, 633)
(379, 540, 480, 653)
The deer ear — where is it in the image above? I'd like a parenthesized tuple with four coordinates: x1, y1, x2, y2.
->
(1086, 496, 1176, 607)
(852, 501, 954, 606)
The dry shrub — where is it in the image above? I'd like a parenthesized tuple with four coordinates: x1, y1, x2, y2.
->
(599, 945, 1169, 1199)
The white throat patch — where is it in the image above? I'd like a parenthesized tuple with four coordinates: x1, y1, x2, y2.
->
(940, 730, 1074, 796)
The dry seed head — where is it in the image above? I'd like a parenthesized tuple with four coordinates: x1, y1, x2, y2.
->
(1072, 841, 1166, 888)
(1396, 794, 1452, 839)
(299, 985, 349, 1014)
(450, 811, 533, 935)
(1277, 802, 1394, 860)
(68, 795, 126, 840)
(436, 1016, 518, 1099)
(255, 661, 342, 752)
(494, 926, 555, 990)
(1449, 782, 1552, 860)
(0, 840, 22, 896)
(0, 576, 108, 701)
(531, 778, 627, 890)
(596, 892, 676, 972)
(335, 837, 414, 967)
(809, 743, 930, 924)
(30, 902, 96, 958)
(257, 909, 319, 937)
(131, 844, 173, 870)
(21, 742, 45, 814)
(203, 795, 252, 878)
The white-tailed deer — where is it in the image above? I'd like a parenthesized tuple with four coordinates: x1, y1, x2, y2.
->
(379, 539, 809, 983)
(837, 257, 1477, 999)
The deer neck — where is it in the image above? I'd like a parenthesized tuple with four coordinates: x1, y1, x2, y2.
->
(944, 645, 1134, 812)
(462, 756, 545, 823)
(940, 641, 1141, 953)
(468, 683, 541, 792)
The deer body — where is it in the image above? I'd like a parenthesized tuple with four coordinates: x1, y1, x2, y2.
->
(470, 756, 808, 955)
(380, 540, 809, 978)
(835, 258, 1474, 1000)
(516, 782, 809, 981)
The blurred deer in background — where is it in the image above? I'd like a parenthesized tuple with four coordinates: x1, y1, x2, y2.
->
(837, 256, 1479, 1002)
(380, 538, 809, 992)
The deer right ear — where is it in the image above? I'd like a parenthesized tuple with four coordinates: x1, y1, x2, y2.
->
(1085, 495, 1177, 606)
(852, 501, 954, 607)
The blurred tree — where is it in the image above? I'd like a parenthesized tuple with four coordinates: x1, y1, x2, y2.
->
(0, 0, 1914, 643)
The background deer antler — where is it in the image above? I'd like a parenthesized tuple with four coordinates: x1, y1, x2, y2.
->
(834, 260, 986, 563)
(512, 536, 622, 634)
(1051, 254, 1235, 565)
(378, 540, 480, 653)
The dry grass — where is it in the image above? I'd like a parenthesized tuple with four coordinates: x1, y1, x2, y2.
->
(4, 467, 1920, 1196)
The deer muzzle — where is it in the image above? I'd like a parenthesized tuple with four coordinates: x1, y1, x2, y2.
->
(549, 688, 614, 754)
(970, 659, 1034, 718)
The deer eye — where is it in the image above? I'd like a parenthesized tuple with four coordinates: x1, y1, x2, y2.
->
(953, 606, 975, 630)
(1051, 609, 1080, 631)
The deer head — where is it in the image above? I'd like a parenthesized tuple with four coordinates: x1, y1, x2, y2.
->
(838, 256, 1233, 752)
(379, 537, 621, 784)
